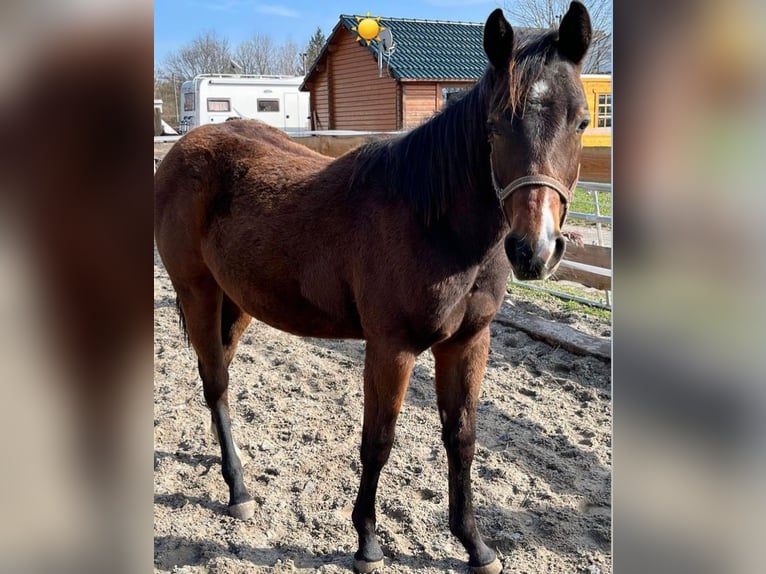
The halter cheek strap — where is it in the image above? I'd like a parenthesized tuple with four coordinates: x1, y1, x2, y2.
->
(490, 157, 580, 227)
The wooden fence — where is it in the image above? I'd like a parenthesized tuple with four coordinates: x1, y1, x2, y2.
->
(556, 243, 612, 292)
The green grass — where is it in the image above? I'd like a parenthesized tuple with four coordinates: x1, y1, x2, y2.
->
(571, 187, 612, 218)
(560, 299, 611, 321)
(509, 279, 612, 321)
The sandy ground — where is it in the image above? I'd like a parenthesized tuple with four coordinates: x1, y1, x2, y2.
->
(154, 246, 612, 574)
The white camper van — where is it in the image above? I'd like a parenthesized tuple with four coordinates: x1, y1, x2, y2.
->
(179, 74, 310, 134)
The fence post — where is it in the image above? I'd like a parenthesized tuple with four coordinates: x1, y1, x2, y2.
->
(594, 189, 604, 247)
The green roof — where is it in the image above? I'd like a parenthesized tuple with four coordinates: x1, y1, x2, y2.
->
(338, 14, 488, 80)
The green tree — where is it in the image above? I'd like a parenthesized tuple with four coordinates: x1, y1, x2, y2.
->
(302, 27, 326, 73)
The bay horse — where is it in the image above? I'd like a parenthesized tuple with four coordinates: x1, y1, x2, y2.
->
(154, 3, 592, 572)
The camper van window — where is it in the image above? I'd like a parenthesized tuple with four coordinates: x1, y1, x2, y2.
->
(183, 93, 195, 112)
(257, 99, 280, 113)
(207, 99, 231, 112)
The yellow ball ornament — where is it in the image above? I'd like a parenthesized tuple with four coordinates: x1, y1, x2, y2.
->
(353, 13, 384, 45)
(357, 17, 380, 41)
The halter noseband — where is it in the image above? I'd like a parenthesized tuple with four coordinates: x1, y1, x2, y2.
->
(490, 157, 580, 227)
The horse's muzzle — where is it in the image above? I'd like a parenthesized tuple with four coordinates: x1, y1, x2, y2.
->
(505, 233, 566, 280)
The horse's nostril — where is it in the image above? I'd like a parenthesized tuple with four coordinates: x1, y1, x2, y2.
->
(553, 235, 566, 262)
(504, 234, 528, 262)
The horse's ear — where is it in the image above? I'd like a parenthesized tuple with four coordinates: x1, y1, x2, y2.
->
(558, 1, 592, 65)
(483, 9, 514, 70)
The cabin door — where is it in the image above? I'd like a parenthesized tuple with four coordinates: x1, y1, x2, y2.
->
(284, 93, 299, 130)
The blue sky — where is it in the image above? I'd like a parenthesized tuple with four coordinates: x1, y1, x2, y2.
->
(155, 0, 505, 67)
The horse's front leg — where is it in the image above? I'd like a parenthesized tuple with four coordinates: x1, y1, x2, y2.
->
(351, 342, 415, 573)
(432, 327, 502, 574)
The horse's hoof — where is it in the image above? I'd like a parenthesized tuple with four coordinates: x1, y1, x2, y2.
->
(228, 499, 255, 520)
(470, 557, 503, 574)
(353, 557, 384, 573)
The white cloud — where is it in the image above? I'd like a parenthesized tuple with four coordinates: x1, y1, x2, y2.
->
(254, 4, 300, 18)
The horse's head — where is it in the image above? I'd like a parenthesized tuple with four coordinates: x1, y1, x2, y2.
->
(484, 1, 592, 280)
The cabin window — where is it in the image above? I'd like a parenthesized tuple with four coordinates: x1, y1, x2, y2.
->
(442, 87, 468, 106)
(183, 93, 195, 112)
(596, 93, 612, 128)
(257, 99, 280, 113)
(207, 98, 231, 112)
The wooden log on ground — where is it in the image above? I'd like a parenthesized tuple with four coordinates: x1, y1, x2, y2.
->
(494, 307, 611, 360)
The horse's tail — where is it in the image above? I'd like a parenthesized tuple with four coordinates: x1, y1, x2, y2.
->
(176, 296, 190, 346)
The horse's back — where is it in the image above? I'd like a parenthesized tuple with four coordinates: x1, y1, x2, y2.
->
(155, 120, 326, 217)
(154, 121, 364, 337)
(154, 120, 330, 267)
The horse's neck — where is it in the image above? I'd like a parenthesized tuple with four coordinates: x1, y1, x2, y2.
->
(441, 185, 507, 267)
(432, 81, 507, 261)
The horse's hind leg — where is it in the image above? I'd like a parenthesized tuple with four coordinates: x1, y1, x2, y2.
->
(177, 279, 255, 520)
(222, 293, 252, 367)
(209, 294, 252, 459)
(432, 327, 502, 574)
(352, 342, 415, 573)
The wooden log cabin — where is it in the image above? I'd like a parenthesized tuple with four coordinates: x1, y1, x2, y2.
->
(300, 14, 611, 147)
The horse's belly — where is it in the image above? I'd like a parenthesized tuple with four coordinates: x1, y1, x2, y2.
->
(202, 227, 362, 338)
(237, 288, 363, 339)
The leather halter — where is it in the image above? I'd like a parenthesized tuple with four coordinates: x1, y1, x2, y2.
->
(490, 157, 580, 227)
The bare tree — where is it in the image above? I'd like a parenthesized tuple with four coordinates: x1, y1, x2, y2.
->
(274, 40, 302, 75)
(162, 31, 233, 79)
(232, 35, 301, 76)
(504, 0, 611, 73)
(234, 34, 276, 74)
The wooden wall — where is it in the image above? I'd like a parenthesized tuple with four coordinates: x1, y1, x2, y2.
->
(306, 28, 399, 131)
(402, 82, 437, 129)
(310, 73, 330, 130)
(333, 29, 398, 130)
(289, 133, 397, 157)
(402, 81, 476, 129)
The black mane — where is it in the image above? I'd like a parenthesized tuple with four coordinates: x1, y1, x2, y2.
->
(349, 30, 558, 226)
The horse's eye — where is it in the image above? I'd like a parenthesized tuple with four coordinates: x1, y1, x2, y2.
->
(503, 108, 513, 122)
(577, 118, 590, 133)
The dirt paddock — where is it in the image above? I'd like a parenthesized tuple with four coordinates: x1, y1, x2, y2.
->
(154, 262, 611, 573)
